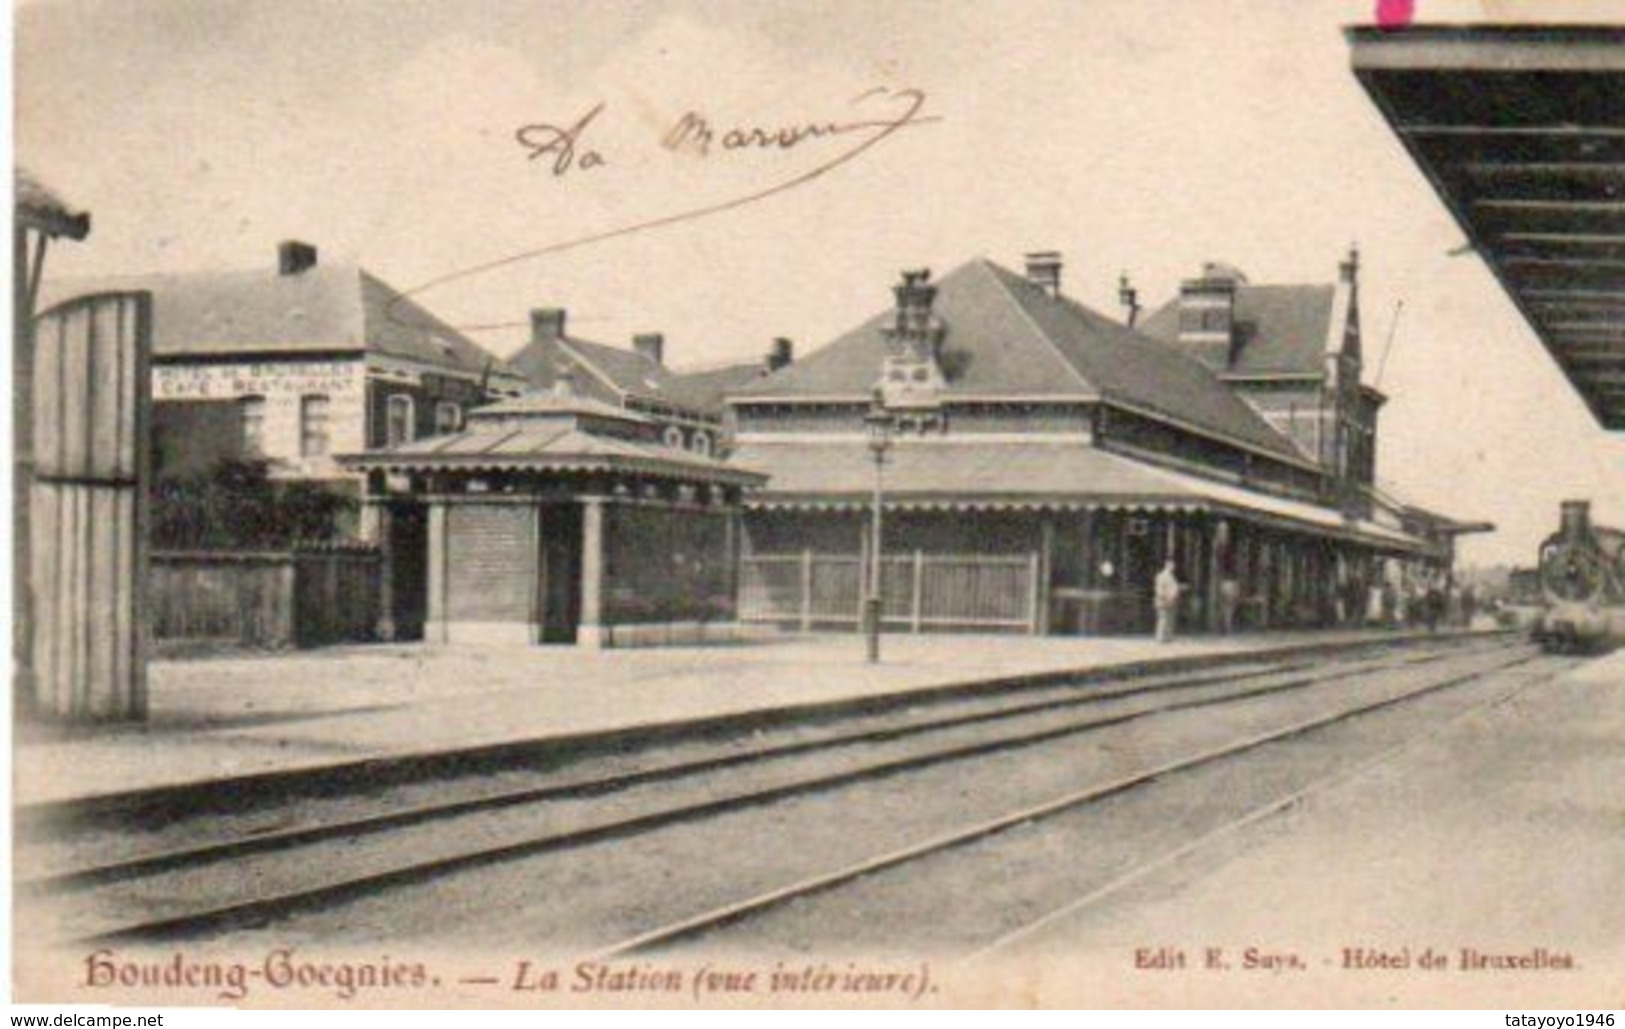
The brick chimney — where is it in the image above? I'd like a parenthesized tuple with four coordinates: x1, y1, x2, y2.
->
(1178, 262, 1243, 348)
(530, 308, 566, 344)
(1024, 251, 1063, 298)
(278, 240, 318, 276)
(893, 268, 939, 344)
(766, 337, 794, 372)
(632, 332, 665, 366)
(878, 268, 948, 410)
(1560, 499, 1592, 541)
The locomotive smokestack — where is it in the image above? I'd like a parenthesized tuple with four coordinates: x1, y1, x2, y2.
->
(1560, 500, 1593, 541)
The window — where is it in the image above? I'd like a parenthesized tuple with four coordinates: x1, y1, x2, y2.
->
(690, 431, 713, 457)
(662, 425, 685, 448)
(435, 401, 463, 434)
(386, 394, 415, 447)
(239, 396, 266, 456)
(300, 394, 331, 457)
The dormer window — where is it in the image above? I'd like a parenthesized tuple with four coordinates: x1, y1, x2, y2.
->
(662, 425, 685, 449)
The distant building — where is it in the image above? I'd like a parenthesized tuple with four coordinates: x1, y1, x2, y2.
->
(43, 241, 527, 491)
(726, 253, 1455, 636)
(506, 307, 792, 456)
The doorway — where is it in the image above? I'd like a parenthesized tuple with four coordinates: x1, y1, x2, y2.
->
(537, 503, 583, 643)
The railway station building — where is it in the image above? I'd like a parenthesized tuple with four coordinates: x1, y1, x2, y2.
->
(727, 252, 1472, 636)
(344, 249, 1483, 648)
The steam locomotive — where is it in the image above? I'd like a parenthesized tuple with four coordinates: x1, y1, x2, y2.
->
(1535, 500, 1625, 653)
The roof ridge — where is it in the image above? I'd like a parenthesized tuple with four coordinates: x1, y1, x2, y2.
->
(555, 337, 630, 399)
(972, 259, 1100, 395)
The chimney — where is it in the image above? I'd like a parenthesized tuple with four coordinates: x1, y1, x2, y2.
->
(632, 332, 665, 366)
(1118, 272, 1141, 329)
(893, 268, 938, 342)
(1024, 251, 1063, 298)
(1560, 499, 1592, 541)
(530, 308, 567, 344)
(766, 337, 794, 372)
(1340, 243, 1361, 286)
(1178, 262, 1240, 348)
(278, 240, 318, 276)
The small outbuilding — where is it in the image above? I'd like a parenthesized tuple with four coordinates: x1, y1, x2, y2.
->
(342, 374, 765, 648)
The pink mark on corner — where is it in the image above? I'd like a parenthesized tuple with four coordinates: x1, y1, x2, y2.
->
(1376, 0, 1416, 29)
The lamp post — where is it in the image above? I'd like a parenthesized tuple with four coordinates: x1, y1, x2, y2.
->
(863, 395, 895, 664)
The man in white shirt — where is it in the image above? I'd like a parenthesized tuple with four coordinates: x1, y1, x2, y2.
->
(1154, 559, 1182, 643)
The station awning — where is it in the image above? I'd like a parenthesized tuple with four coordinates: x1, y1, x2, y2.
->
(733, 439, 1438, 556)
(1348, 25, 1625, 430)
(339, 424, 766, 487)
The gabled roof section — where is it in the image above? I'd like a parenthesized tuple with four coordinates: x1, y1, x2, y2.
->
(1138, 283, 1338, 378)
(360, 272, 522, 380)
(731, 260, 1093, 399)
(982, 263, 1304, 459)
(664, 361, 768, 411)
(508, 332, 732, 417)
(559, 336, 678, 399)
(734, 257, 1306, 464)
(39, 262, 519, 380)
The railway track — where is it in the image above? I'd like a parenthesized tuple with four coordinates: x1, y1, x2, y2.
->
(591, 645, 1569, 958)
(21, 634, 1524, 947)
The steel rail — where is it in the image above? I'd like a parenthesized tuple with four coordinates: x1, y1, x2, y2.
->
(585, 648, 1544, 958)
(65, 641, 1508, 945)
(31, 641, 1476, 893)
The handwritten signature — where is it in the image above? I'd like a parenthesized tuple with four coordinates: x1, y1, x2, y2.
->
(514, 87, 938, 176)
(389, 87, 938, 332)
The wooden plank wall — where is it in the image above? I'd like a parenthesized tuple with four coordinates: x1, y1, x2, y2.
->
(148, 550, 381, 649)
(29, 292, 151, 721)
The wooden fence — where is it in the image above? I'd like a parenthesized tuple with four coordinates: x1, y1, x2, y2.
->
(740, 550, 1038, 632)
(149, 547, 381, 650)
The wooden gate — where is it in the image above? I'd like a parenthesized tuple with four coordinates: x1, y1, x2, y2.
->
(29, 291, 152, 720)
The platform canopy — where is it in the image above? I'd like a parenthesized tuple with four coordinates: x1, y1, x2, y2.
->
(1348, 25, 1625, 430)
(733, 438, 1439, 557)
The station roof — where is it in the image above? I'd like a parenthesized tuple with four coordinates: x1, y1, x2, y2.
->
(1348, 24, 1625, 430)
(39, 262, 525, 385)
(730, 259, 1314, 469)
(1139, 283, 1340, 379)
(342, 420, 764, 486)
(733, 439, 1435, 556)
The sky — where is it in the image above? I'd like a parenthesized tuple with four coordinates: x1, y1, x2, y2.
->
(16, 0, 1625, 566)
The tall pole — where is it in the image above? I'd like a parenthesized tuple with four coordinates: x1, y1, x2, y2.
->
(866, 443, 886, 663)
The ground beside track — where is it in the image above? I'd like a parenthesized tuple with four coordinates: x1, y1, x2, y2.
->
(968, 650, 1624, 1007)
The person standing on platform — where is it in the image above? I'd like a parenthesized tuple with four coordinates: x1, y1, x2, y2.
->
(1154, 559, 1183, 643)
(1219, 576, 1241, 635)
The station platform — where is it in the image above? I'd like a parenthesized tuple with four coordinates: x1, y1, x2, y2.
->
(14, 627, 1490, 810)
(976, 647, 1625, 1007)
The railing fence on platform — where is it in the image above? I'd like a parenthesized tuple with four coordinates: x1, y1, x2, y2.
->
(740, 550, 1036, 632)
